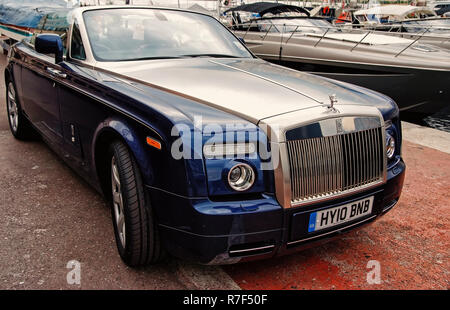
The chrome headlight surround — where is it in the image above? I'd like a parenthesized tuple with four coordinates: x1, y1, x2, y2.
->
(201, 126, 270, 197)
(227, 163, 256, 192)
(384, 119, 401, 167)
(385, 131, 396, 160)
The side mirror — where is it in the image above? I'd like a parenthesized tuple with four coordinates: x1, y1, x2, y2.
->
(35, 34, 64, 64)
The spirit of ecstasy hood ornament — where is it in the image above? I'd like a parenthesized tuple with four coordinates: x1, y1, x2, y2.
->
(324, 94, 339, 113)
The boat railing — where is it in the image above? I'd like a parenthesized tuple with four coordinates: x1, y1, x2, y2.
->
(369, 28, 450, 53)
(349, 22, 450, 33)
(350, 24, 450, 55)
(228, 20, 450, 57)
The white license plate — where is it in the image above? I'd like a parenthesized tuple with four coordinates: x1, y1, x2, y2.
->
(308, 196, 374, 232)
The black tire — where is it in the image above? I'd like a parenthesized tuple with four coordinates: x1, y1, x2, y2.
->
(108, 140, 164, 267)
(5, 79, 35, 140)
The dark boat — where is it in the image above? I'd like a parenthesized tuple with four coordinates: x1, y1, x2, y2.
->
(223, 2, 450, 117)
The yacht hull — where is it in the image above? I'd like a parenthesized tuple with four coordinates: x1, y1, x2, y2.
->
(260, 55, 449, 117)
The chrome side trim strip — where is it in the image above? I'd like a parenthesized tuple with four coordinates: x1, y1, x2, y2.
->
(229, 245, 275, 255)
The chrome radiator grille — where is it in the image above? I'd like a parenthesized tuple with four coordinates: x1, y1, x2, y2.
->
(286, 126, 385, 205)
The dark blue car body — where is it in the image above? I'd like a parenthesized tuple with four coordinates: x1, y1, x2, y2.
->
(4, 6, 405, 265)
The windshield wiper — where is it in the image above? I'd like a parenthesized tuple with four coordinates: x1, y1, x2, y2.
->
(121, 56, 183, 61)
(115, 54, 242, 62)
(181, 54, 242, 58)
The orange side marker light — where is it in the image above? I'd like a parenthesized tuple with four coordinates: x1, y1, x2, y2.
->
(146, 137, 162, 150)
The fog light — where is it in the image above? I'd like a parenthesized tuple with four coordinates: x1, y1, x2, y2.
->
(227, 163, 255, 191)
(386, 132, 396, 159)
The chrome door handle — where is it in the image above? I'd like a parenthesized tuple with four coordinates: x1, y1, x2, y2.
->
(46, 67, 67, 79)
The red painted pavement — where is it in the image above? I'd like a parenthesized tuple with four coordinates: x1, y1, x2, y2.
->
(224, 141, 449, 290)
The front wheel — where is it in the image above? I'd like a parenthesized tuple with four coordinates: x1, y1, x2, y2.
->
(108, 141, 164, 266)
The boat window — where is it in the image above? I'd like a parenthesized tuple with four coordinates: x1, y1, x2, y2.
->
(403, 18, 450, 33)
(379, 16, 390, 23)
(71, 20, 86, 61)
(83, 9, 252, 62)
(355, 15, 368, 22)
(260, 18, 336, 34)
(256, 20, 280, 33)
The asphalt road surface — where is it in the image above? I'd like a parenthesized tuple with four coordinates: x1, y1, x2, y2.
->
(0, 54, 448, 290)
(0, 54, 240, 290)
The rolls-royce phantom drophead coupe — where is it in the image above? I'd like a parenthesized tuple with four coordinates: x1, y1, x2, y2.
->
(4, 6, 405, 266)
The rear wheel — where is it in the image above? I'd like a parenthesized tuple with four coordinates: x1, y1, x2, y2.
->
(108, 140, 164, 266)
(6, 80, 35, 140)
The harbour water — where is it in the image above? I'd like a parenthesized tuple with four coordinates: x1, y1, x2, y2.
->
(402, 107, 450, 133)
(423, 107, 450, 133)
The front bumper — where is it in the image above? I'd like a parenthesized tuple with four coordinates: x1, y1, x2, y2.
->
(149, 159, 405, 265)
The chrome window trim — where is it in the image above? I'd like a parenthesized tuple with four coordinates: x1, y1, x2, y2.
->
(67, 9, 97, 66)
(69, 18, 87, 62)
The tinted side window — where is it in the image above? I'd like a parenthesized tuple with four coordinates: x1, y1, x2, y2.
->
(71, 21, 86, 60)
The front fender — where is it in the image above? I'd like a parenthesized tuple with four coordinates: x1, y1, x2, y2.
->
(92, 117, 209, 198)
(92, 118, 158, 186)
(4, 47, 24, 105)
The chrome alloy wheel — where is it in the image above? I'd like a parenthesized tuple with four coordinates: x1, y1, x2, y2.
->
(7, 82, 18, 133)
(111, 156, 126, 248)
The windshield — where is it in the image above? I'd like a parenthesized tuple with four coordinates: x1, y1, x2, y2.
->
(83, 9, 252, 61)
(257, 18, 337, 34)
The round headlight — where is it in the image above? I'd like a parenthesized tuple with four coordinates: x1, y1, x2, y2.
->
(227, 163, 255, 191)
(386, 132, 396, 159)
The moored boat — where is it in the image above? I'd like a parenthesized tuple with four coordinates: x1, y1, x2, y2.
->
(223, 2, 450, 117)
(353, 4, 437, 28)
(360, 17, 450, 49)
